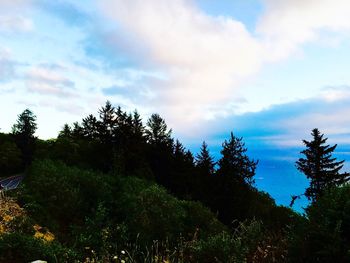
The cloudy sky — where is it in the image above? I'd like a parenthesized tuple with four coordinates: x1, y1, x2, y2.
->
(2, 0, 350, 209)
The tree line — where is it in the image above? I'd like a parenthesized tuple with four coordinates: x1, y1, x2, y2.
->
(2, 102, 350, 262)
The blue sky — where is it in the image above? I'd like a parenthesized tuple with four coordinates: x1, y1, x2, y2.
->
(2, 0, 350, 210)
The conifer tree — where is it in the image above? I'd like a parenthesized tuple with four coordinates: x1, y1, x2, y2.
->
(217, 132, 257, 185)
(132, 110, 144, 139)
(98, 101, 116, 143)
(12, 109, 37, 166)
(146, 114, 172, 146)
(58, 124, 72, 138)
(196, 141, 215, 175)
(82, 114, 98, 139)
(296, 128, 349, 202)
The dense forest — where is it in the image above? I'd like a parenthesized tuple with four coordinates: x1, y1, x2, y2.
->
(1, 102, 350, 262)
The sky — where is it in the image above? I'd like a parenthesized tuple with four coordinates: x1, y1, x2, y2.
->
(2, 0, 350, 210)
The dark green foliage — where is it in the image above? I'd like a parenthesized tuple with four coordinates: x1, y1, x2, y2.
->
(296, 128, 349, 202)
(217, 132, 258, 185)
(11, 109, 37, 167)
(0, 232, 77, 262)
(20, 160, 116, 237)
(0, 133, 22, 176)
(186, 220, 263, 263)
(117, 176, 225, 245)
(3, 103, 311, 262)
(288, 185, 350, 263)
(146, 113, 172, 146)
(196, 141, 215, 176)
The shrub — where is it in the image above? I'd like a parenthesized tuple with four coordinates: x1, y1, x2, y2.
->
(0, 232, 76, 262)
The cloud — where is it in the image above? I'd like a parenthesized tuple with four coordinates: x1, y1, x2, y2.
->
(0, 15, 33, 32)
(257, 0, 350, 60)
(97, 0, 350, 136)
(0, 1, 33, 33)
(205, 86, 350, 151)
(26, 66, 76, 97)
(99, 0, 263, 129)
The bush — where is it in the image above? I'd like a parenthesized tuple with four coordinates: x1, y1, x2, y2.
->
(186, 220, 263, 263)
(288, 185, 350, 263)
(0, 232, 76, 262)
(19, 160, 117, 238)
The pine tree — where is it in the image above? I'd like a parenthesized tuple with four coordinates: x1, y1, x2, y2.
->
(217, 132, 257, 185)
(145, 114, 172, 146)
(196, 141, 215, 175)
(98, 101, 116, 143)
(296, 128, 349, 202)
(12, 109, 37, 166)
(82, 114, 98, 139)
(132, 110, 145, 139)
(58, 124, 72, 138)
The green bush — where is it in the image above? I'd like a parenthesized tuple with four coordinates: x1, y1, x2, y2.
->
(288, 185, 350, 263)
(186, 220, 263, 263)
(0, 232, 76, 263)
(19, 160, 117, 237)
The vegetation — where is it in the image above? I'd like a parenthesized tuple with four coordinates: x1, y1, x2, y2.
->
(296, 128, 350, 202)
(0, 105, 349, 262)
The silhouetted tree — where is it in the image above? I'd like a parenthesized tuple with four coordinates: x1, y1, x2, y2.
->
(193, 141, 216, 203)
(217, 132, 257, 185)
(12, 109, 37, 167)
(132, 110, 144, 138)
(58, 124, 72, 138)
(145, 114, 174, 189)
(296, 128, 349, 202)
(209, 133, 258, 224)
(146, 114, 172, 147)
(72, 122, 84, 139)
(98, 101, 116, 144)
(82, 114, 98, 139)
(196, 141, 215, 176)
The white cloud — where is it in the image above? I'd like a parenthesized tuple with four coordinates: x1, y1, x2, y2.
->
(0, 15, 33, 32)
(99, 0, 263, 131)
(0, 0, 33, 32)
(257, 0, 350, 60)
(26, 66, 76, 97)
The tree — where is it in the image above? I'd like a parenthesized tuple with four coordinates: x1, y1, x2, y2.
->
(296, 128, 349, 202)
(12, 109, 37, 166)
(196, 141, 215, 176)
(217, 132, 257, 185)
(194, 141, 216, 205)
(82, 114, 98, 139)
(145, 114, 172, 146)
(97, 101, 115, 144)
(58, 124, 72, 139)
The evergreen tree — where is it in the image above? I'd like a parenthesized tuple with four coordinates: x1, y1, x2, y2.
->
(132, 110, 145, 139)
(196, 141, 215, 176)
(211, 133, 258, 224)
(296, 128, 349, 202)
(146, 114, 172, 146)
(82, 114, 98, 139)
(98, 101, 116, 143)
(72, 122, 84, 139)
(58, 124, 72, 138)
(11, 109, 37, 166)
(217, 132, 257, 185)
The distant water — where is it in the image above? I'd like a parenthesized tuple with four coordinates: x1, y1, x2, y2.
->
(254, 159, 309, 213)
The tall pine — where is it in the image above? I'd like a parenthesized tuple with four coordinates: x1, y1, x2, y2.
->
(296, 128, 349, 202)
